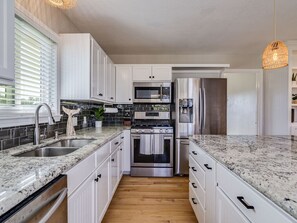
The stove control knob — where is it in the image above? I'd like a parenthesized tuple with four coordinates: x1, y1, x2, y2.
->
(165, 129, 169, 133)
(150, 129, 154, 133)
(159, 129, 163, 133)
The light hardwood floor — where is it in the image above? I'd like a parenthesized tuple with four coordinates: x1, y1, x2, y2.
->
(102, 176, 198, 223)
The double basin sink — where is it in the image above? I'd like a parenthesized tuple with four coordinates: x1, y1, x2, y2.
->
(15, 139, 95, 157)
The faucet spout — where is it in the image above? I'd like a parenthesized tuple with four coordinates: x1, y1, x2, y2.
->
(34, 103, 56, 145)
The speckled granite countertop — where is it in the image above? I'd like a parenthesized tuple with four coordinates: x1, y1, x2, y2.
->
(190, 135, 297, 220)
(0, 127, 128, 216)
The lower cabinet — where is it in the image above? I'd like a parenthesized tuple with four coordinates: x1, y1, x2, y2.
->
(216, 187, 250, 223)
(67, 133, 127, 223)
(95, 158, 110, 223)
(68, 172, 96, 223)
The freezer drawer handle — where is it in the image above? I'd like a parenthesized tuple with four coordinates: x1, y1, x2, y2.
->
(39, 188, 67, 223)
(237, 196, 255, 210)
(191, 183, 197, 188)
(191, 167, 197, 172)
(191, 198, 197, 205)
(204, 164, 212, 170)
(192, 151, 198, 155)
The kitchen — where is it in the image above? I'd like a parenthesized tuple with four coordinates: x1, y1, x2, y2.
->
(0, 0, 297, 223)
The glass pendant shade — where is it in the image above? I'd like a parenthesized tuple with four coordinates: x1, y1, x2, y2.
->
(45, 0, 76, 9)
(262, 40, 288, 70)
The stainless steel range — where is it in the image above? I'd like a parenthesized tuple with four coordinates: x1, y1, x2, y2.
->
(131, 110, 174, 177)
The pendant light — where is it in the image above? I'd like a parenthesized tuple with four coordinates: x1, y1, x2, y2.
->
(262, 0, 288, 70)
(45, 0, 76, 10)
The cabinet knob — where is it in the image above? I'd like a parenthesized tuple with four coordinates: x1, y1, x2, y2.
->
(98, 174, 102, 178)
(191, 198, 197, 205)
(191, 167, 197, 172)
(110, 97, 114, 100)
(99, 93, 103, 96)
(192, 151, 198, 155)
(115, 142, 119, 145)
(94, 178, 99, 182)
(129, 98, 131, 101)
(152, 76, 155, 78)
(191, 182, 197, 188)
(149, 76, 152, 78)
(120, 148, 123, 151)
(111, 158, 115, 162)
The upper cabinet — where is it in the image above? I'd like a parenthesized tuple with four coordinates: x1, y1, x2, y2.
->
(116, 66, 133, 104)
(132, 65, 172, 82)
(0, 0, 15, 85)
(60, 33, 115, 103)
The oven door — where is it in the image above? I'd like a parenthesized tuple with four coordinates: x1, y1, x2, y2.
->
(133, 82, 171, 103)
(131, 133, 173, 167)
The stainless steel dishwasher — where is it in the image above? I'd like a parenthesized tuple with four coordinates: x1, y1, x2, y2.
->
(1, 175, 67, 223)
(175, 139, 189, 175)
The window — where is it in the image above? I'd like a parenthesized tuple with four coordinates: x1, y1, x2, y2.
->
(0, 16, 58, 115)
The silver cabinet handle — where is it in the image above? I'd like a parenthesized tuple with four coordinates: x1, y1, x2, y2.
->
(39, 188, 67, 223)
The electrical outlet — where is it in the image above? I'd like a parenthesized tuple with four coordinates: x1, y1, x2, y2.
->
(72, 117, 78, 127)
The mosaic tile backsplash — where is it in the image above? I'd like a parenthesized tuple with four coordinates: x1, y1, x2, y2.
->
(0, 101, 134, 151)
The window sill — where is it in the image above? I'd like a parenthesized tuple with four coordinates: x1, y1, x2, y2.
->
(0, 114, 62, 128)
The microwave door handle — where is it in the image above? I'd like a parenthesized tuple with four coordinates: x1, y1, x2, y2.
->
(160, 84, 163, 101)
(39, 188, 67, 223)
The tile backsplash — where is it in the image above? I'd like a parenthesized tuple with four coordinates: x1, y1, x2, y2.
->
(0, 101, 134, 151)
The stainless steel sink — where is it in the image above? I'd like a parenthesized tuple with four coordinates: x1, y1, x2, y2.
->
(14, 139, 95, 157)
(47, 139, 95, 148)
(16, 147, 79, 157)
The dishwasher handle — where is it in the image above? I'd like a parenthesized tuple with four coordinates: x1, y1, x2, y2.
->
(39, 188, 67, 223)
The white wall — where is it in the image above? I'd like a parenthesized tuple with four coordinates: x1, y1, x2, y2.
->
(110, 54, 262, 69)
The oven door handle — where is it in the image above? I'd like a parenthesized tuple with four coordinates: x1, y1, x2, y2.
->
(39, 188, 67, 223)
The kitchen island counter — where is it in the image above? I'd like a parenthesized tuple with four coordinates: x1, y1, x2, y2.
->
(190, 135, 297, 220)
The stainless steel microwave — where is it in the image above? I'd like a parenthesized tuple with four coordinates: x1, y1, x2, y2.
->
(133, 82, 172, 103)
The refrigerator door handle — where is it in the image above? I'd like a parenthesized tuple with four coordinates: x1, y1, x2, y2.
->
(199, 88, 203, 131)
(203, 88, 206, 129)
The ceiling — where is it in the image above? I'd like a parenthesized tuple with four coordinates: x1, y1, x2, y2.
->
(64, 0, 297, 55)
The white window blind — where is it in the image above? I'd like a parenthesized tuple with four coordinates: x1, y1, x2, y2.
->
(0, 16, 57, 114)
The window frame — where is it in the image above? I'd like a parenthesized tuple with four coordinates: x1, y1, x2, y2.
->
(0, 3, 61, 128)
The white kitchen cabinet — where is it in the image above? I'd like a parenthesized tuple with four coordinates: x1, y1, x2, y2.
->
(216, 187, 250, 223)
(95, 158, 110, 223)
(122, 130, 131, 173)
(110, 149, 119, 196)
(106, 58, 116, 102)
(68, 172, 96, 223)
(152, 66, 172, 81)
(189, 141, 216, 223)
(115, 66, 133, 104)
(0, 0, 14, 85)
(60, 33, 114, 103)
(132, 65, 172, 82)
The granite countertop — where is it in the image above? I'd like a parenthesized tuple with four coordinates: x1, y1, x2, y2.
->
(0, 127, 127, 217)
(190, 135, 297, 220)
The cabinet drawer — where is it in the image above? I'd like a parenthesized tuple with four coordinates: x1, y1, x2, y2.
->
(67, 153, 96, 196)
(217, 163, 294, 223)
(110, 135, 121, 153)
(189, 141, 206, 169)
(96, 142, 110, 167)
(189, 171, 205, 209)
(189, 185, 205, 223)
(189, 155, 205, 189)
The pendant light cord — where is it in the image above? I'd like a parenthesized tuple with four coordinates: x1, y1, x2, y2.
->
(274, 0, 276, 40)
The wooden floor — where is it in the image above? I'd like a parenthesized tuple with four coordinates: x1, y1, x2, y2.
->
(102, 176, 198, 223)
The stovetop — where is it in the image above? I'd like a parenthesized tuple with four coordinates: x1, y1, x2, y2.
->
(131, 123, 173, 134)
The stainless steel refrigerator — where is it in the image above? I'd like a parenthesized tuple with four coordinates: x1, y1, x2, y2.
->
(174, 78, 227, 175)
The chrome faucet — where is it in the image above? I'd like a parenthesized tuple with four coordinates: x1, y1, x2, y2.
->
(34, 103, 56, 145)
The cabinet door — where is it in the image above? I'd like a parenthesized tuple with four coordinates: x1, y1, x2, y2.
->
(132, 66, 152, 81)
(95, 158, 110, 223)
(91, 39, 100, 99)
(116, 66, 133, 104)
(106, 58, 115, 102)
(68, 172, 96, 223)
(216, 187, 250, 223)
(0, 0, 14, 84)
(110, 150, 119, 196)
(152, 66, 172, 81)
(98, 48, 107, 100)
